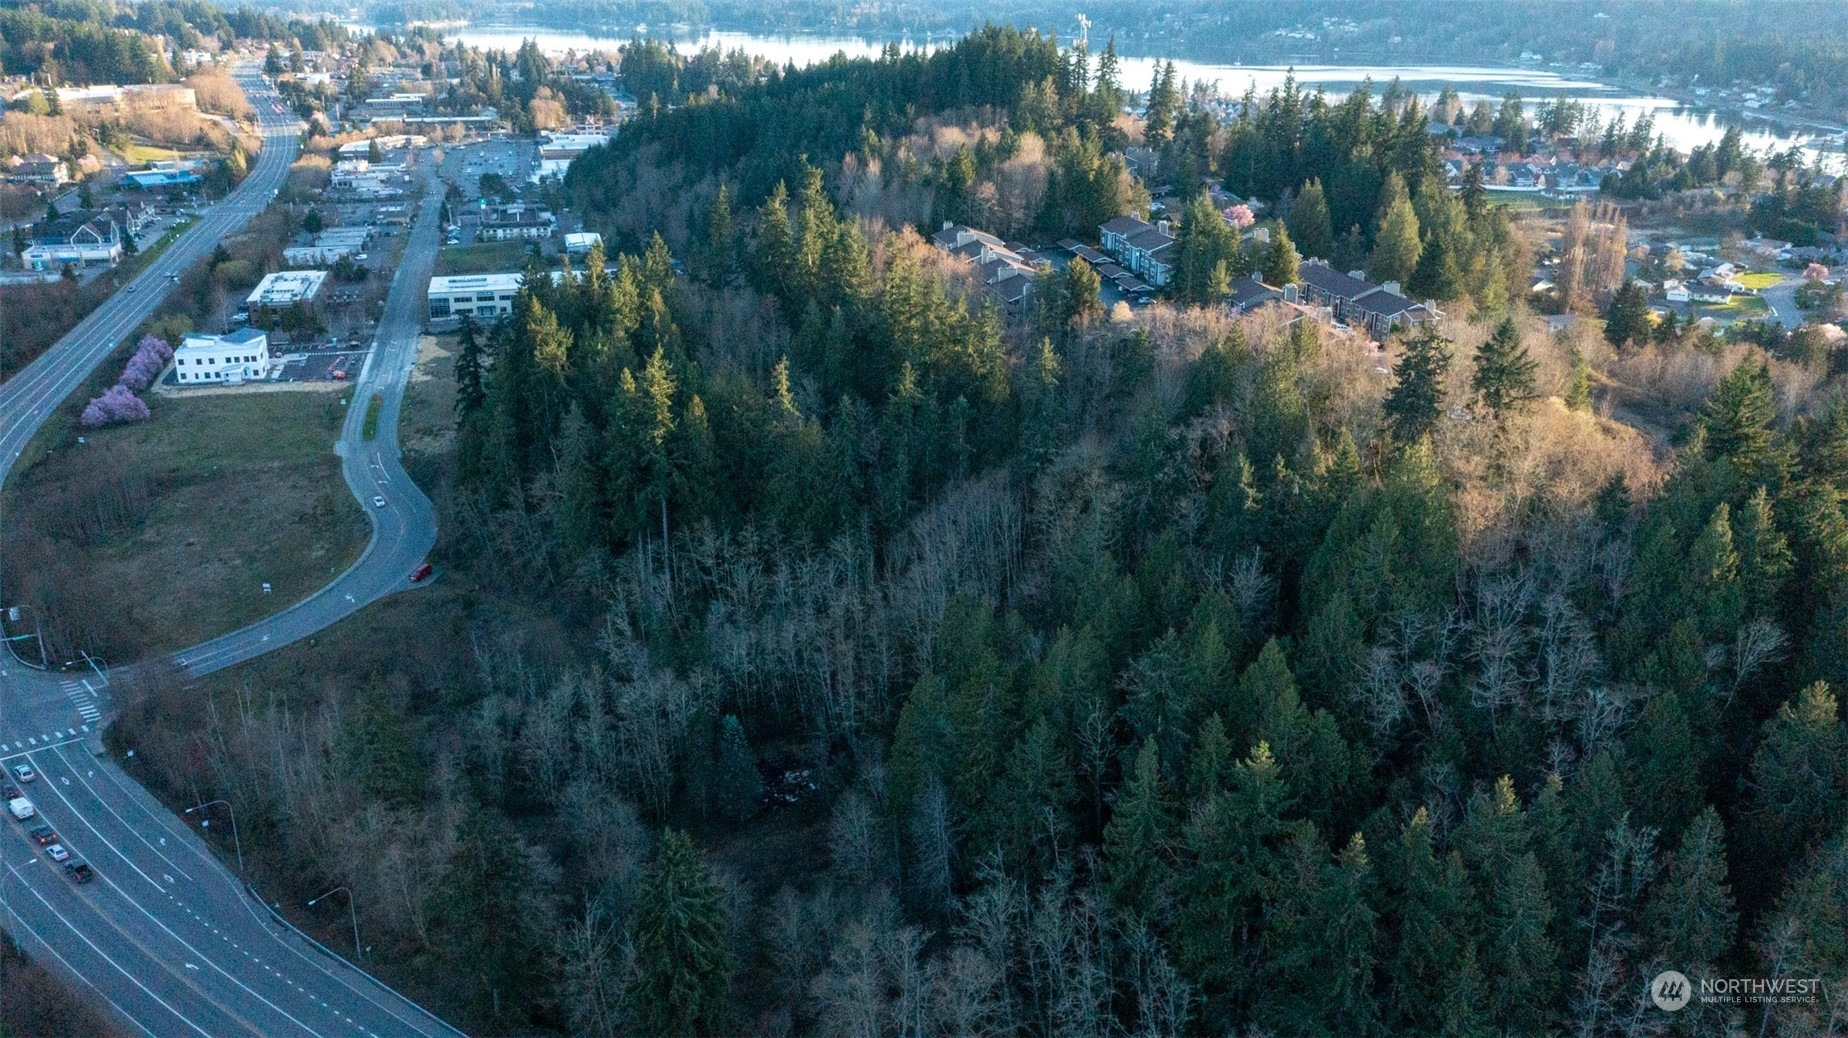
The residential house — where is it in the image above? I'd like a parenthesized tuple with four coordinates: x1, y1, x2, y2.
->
(1225, 275, 1285, 313)
(1098, 215, 1177, 288)
(931, 222, 1040, 306)
(1294, 260, 1438, 337)
(6, 153, 70, 186)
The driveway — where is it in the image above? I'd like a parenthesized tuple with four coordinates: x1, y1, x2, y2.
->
(1761, 275, 1806, 329)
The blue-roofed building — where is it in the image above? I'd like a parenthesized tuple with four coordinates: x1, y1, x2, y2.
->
(124, 168, 202, 189)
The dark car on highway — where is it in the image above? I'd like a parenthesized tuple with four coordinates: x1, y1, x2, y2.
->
(28, 825, 56, 845)
(64, 861, 92, 884)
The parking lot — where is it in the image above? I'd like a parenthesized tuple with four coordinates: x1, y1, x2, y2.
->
(442, 138, 537, 190)
(278, 347, 369, 383)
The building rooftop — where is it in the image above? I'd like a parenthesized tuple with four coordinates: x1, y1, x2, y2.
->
(1297, 260, 1377, 300)
(246, 270, 328, 307)
(428, 273, 526, 295)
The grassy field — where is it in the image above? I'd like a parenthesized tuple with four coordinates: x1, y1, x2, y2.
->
(434, 240, 533, 276)
(0, 392, 368, 662)
(1736, 271, 1783, 290)
(114, 143, 190, 164)
(1692, 294, 1772, 322)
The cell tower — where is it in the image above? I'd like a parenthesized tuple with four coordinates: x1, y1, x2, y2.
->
(1076, 14, 1091, 47)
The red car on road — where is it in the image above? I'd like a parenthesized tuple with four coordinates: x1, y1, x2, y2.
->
(410, 563, 433, 582)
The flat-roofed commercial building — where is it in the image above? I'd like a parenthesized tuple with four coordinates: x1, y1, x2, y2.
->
(427, 273, 523, 321)
(246, 270, 328, 310)
(174, 328, 270, 383)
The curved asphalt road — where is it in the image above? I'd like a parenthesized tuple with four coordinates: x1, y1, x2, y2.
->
(0, 70, 460, 1038)
(173, 154, 442, 678)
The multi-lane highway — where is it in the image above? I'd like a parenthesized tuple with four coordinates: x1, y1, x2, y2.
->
(0, 70, 460, 1037)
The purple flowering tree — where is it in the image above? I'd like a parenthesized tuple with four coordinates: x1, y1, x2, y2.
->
(118, 335, 174, 392)
(80, 384, 152, 428)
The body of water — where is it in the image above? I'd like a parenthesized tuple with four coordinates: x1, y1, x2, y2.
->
(372, 22, 1845, 165)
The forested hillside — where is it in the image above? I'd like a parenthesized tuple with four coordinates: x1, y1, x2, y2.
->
(118, 26, 1848, 1037)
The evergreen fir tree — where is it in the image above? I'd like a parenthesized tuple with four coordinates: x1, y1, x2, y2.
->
(1700, 358, 1780, 475)
(1471, 316, 1539, 419)
(753, 180, 794, 295)
(1370, 194, 1422, 286)
(630, 831, 733, 1035)
(1747, 682, 1848, 879)
(1603, 280, 1651, 347)
(713, 715, 763, 822)
(1383, 326, 1454, 442)
(701, 184, 736, 286)
(1105, 736, 1174, 919)
(1406, 227, 1463, 300)
(1287, 178, 1333, 261)
(1143, 62, 1179, 152)
(1262, 222, 1301, 286)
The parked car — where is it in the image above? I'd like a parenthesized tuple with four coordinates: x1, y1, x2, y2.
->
(28, 825, 56, 845)
(410, 562, 433, 582)
(46, 843, 69, 863)
(13, 763, 34, 783)
(2, 785, 20, 802)
(64, 861, 92, 883)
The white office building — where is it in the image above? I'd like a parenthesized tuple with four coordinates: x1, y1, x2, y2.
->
(246, 270, 328, 309)
(564, 231, 603, 255)
(428, 273, 523, 321)
(174, 328, 270, 383)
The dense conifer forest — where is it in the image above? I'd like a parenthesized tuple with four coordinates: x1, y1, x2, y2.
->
(107, 25, 1848, 1036)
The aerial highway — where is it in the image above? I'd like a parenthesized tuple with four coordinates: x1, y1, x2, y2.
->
(0, 71, 461, 1037)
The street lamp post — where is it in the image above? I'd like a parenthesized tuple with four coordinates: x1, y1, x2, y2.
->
(309, 886, 360, 961)
(185, 799, 242, 872)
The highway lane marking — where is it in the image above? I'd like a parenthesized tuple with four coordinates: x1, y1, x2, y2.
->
(29, 754, 171, 891)
(0, 870, 158, 1037)
(0, 860, 215, 1036)
(51, 745, 196, 884)
(10, 576, 336, 1020)
(0, 736, 83, 761)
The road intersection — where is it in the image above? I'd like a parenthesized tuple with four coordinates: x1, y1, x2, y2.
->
(0, 71, 458, 1037)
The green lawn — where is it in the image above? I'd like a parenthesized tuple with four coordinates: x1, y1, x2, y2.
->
(1736, 272, 1783, 290)
(1692, 294, 1772, 323)
(434, 240, 536, 276)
